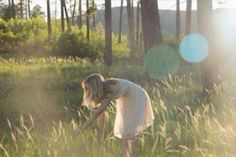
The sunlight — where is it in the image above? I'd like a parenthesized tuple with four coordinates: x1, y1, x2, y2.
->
(214, 0, 236, 9)
(215, 9, 236, 57)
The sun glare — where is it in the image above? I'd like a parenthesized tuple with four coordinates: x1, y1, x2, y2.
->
(215, 8, 236, 58)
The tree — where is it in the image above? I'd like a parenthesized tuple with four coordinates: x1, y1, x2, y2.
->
(127, 0, 135, 61)
(140, 0, 161, 53)
(86, 0, 90, 39)
(186, 0, 192, 35)
(71, 0, 77, 25)
(176, 0, 180, 38)
(61, 0, 65, 31)
(117, 0, 123, 43)
(63, 0, 71, 30)
(92, 0, 96, 28)
(78, 0, 82, 28)
(104, 0, 112, 71)
(1, 0, 12, 19)
(136, 1, 141, 55)
(11, 0, 15, 18)
(47, 0, 52, 38)
(20, 0, 23, 18)
(32, 4, 44, 18)
(0, 1, 6, 17)
(197, 0, 220, 93)
(28, 0, 31, 17)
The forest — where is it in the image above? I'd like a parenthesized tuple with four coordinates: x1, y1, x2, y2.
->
(0, 0, 236, 157)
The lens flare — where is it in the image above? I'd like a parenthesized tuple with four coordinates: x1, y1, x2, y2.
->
(179, 33, 209, 63)
(144, 44, 180, 80)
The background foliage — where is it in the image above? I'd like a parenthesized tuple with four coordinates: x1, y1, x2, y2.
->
(0, 17, 129, 59)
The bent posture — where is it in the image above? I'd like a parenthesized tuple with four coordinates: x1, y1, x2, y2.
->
(79, 74, 154, 157)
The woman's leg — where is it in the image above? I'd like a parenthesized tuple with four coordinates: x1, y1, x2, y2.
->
(96, 111, 105, 140)
(122, 137, 136, 157)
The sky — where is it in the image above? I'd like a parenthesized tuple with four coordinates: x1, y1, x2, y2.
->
(35, 0, 236, 18)
(2, 0, 236, 18)
(31, 0, 236, 10)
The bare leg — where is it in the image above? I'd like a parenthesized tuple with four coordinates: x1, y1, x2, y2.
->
(96, 111, 105, 140)
(122, 138, 135, 157)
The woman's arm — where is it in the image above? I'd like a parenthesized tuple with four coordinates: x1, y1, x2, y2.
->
(78, 99, 110, 134)
(96, 111, 105, 140)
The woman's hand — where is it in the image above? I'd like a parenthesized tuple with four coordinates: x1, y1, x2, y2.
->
(100, 99, 110, 106)
(77, 99, 111, 135)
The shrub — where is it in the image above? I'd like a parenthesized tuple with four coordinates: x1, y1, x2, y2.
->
(0, 17, 47, 56)
(0, 18, 129, 59)
(53, 26, 104, 59)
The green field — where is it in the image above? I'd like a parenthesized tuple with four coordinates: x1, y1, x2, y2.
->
(0, 57, 236, 157)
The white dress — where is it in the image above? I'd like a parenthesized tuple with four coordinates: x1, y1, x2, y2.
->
(112, 79, 155, 139)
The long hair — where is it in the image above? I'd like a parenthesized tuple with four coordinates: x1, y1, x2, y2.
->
(81, 74, 105, 109)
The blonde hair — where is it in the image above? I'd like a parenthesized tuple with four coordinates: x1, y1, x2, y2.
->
(81, 74, 105, 109)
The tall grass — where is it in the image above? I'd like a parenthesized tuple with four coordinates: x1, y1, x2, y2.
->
(0, 57, 236, 157)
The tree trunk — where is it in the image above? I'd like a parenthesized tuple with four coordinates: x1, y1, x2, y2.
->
(47, 0, 52, 38)
(104, 0, 112, 71)
(197, 0, 220, 93)
(11, 0, 15, 18)
(117, 0, 123, 43)
(24, 0, 27, 18)
(54, 0, 57, 18)
(136, 1, 141, 55)
(92, 0, 96, 28)
(78, 0, 82, 28)
(186, 0, 192, 35)
(156, 0, 161, 42)
(140, 0, 161, 53)
(8, 0, 12, 18)
(61, 0, 65, 32)
(20, 0, 23, 18)
(86, 0, 90, 40)
(28, 0, 31, 17)
(127, 0, 135, 61)
(176, 0, 180, 38)
(63, 0, 71, 30)
(71, 0, 77, 25)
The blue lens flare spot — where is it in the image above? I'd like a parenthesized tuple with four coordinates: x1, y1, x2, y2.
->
(179, 33, 209, 63)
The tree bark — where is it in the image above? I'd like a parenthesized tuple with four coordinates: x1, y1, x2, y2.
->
(197, 0, 220, 93)
(86, 0, 90, 40)
(63, 0, 71, 30)
(140, 0, 161, 53)
(28, 0, 31, 17)
(104, 0, 112, 71)
(20, 0, 23, 18)
(92, 0, 96, 28)
(127, 0, 135, 61)
(47, 0, 52, 38)
(61, 0, 65, 32)
(71, 0, 77, 25)
(11, 0, 15, 18)
(176, 0, 180, 38)
(8, 0, 12, 18)
(186, 0, 192, 35)
(117, 0, 123, 43)
(78, 0, 82, 28)
(136, 1, 140, 54)
(156, 0, 161, 42)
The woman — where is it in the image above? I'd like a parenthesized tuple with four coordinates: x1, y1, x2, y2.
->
(78, 73, 154, 157)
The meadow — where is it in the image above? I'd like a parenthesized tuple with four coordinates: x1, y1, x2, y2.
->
(0, 57, 236, 157)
